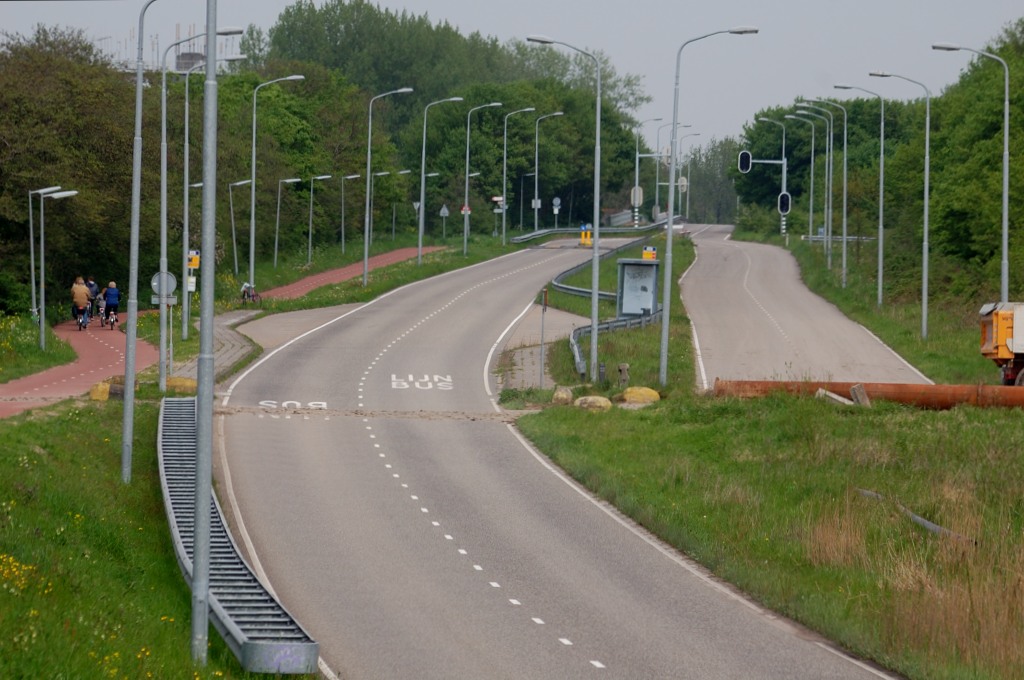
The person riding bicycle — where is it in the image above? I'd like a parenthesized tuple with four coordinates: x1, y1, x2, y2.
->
(102, 281, 120, 326)
(85, 275, 100, 317)
(70, 276, 92, 326)
(241, 281, 255, 302)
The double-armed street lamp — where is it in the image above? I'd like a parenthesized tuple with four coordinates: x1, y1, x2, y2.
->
(870, 70, 931, 338)
(307, 174, 332, 264)
(463, 102, 503, 256)
(364, 87, 413, 286)
(251, 75, 305, 285)
(37, 190, 78, 351)
(339, 173, 360, 255)
(27, 185, 62, 324)
(934, 42, 1012, 303)
(661, 26, 758, 386)
(834, 83, 886, 306)
(420, 96, 463, 264)
(274, 177, 301, 267)
(533, 111, 564, 231)
(502, 107, 536, 245)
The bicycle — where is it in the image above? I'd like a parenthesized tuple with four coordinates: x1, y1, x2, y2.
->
(74, 305, 90, 331)
(103, 308, 119, 330)
(240, 283, 262, 307)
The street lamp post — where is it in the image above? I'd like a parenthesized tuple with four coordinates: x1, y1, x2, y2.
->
(420, 97, 463, 264)
(28, 185, 62, 324)
(274, 177, 301, 267)
(123, 0, 160, 483)
(533, 111, 564, 231)
(527, 34, 604, 381)
(797, 102, 834, 267)
(37, 190, 78, 350)
(784, 115, 816, 240)
(674, 132, 701, 221)
(464, 102, 503, 255)
(810, 99, 848, 287)
(871, 71, 931, 338)
(934, 42, 1011, 303)
(307, 174, 332, 264)
(340, 173, 360, 255)
(364, 87, 413, 286)
(633, 117, 662, 225)
(835, 84, 885, 306)
(250, 74, 305, 287)
(228, 179, 251, 276)
(661, 26, 758, 386)
(503, 106, 535, 245)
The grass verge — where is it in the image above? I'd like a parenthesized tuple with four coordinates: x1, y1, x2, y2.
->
(519, 229, 1023, 679)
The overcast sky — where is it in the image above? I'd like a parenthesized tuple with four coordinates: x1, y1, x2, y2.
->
(2, 0, 1021, 149)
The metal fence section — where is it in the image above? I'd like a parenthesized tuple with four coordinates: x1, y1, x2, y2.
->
(568, 312, 662, 379)
(158, 397, 319, 674)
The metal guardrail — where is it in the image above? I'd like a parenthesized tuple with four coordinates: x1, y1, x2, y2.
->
(158, 397, 319, 674)
(509, 220, 664, 244)
(568, 312, 662, 379)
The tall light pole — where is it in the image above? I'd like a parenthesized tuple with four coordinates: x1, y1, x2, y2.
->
(934, 42, 1011, 303)
(340, 173, 360, 255)
(37, 190, 78, 350)
(307, 174, 332, 264)
(227, 179, 250, 276)
(797, 102, 834, 267)
(675, 131, 701, 221)
(502, 106, 535, 245)
(123, 0, 160, 484)
(463, 101, 502, 256)
(533, 111, 564, 231)
(274, 177, 301, 267)
(633, 117, 662, 226)
(161, 28, 243, 392)
(784, 115, 816, 241)
(364, 87, 413, 286)
(250, 74, 304, 287)
(182, 56, 245, 342)
(835, 84, 885, 306)
(810, 99, 848, 287)
(661, 26, 758, 386)
(420, 96, 463, 264)
(527, 34, 603, 380)
(871, 71, 931, 338)
(28, 185, 62, 324)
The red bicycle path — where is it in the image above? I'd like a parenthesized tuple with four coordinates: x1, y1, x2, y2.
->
(0, 247, 442, 419)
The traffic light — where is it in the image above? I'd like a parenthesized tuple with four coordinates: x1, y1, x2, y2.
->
(737, 150, 752, 174)
(777, 191, 792, 215)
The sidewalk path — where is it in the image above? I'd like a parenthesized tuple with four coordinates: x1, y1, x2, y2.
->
(0, 320, 158, 418)
(262, 247, 444, 300)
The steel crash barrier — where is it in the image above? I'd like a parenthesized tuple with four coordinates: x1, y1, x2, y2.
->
(157, 397, 319, 674)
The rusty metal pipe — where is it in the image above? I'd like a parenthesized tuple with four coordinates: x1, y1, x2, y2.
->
(713, 379, 1024, 410)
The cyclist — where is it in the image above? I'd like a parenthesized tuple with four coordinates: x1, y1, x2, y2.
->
(70, 276, 92, 327)
(85, 275, 100, 317)
(102, 281, 120, 327)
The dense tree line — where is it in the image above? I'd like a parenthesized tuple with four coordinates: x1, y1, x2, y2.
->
(732, 18, 1023, 302)
(0, 2, 663, 319)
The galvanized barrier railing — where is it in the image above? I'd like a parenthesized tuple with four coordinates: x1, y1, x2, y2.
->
(158, 397, 319, 674)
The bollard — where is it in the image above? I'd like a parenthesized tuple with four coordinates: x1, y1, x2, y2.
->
(618, 363, 630, 388)
(598, 362, 606, 384)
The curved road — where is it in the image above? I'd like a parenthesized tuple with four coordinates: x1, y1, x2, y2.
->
(218, 237, 897, 679)
(682, 224, 930, 389)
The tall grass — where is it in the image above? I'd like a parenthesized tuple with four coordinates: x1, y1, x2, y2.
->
(523, 230, 1024, 679)
(0, 312, 76, 384)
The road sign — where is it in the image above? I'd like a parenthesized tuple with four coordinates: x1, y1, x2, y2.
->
(151, 295, 178, 305)
(460, 204, 470, 215)
(630, 186, 644, 207)
(187, 249, 200, 269)
(552, 197, 561, 208)
(439, 204, 450, 218)
(151, 271, 177, 294)
(677, 177, 688, 192)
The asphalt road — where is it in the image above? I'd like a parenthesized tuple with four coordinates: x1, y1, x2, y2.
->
(681, 224, 931, 389)
(217, 237, 897, 679)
